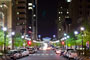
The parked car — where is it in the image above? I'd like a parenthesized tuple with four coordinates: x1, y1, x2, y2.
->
(63, 49, 78, 59)
(0, 53, 12, 60)
(7, 50, 22, 59)
(55, 49, 61, 54)
(67, 50, 78, 59)
(19, 48, 29, 56)
(28, 47, 35, 54)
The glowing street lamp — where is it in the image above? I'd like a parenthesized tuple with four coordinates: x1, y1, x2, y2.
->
(67, 35, 70, 38)
(21, 36, 24, 39)
(74, 31, 79, 50)
(11, 32, 15, 36)
(64, 33, 67, 36)
(80, 27, 85, 51)
(2, 27, 7, 31)
(74, 31, 79, 35)
(80, 27, 85, 31)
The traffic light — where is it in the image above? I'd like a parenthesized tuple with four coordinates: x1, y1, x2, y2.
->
(61, 41, 65, 45)
(27, 41, 31, 45)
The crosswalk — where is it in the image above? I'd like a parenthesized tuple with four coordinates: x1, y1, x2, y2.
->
(29, 53, 57, 56)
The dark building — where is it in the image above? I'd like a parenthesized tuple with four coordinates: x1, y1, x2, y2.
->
(69, 0, 90, 31)
(57, 0, 71, 39)
(13, 0, 27, 35)
(27, 0, 38, 40)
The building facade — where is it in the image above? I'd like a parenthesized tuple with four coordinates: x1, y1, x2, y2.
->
(69, 0, 90, 31)
(13, 0, 27, 35)
(57, 0, 71, 39)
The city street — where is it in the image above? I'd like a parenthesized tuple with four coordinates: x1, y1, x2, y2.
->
(18, 50, 67, 60)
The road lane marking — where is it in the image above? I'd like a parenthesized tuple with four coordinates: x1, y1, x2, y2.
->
(29, 54, 56, 56)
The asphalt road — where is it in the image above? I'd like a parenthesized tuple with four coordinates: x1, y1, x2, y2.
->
(18, 50, 67, 60)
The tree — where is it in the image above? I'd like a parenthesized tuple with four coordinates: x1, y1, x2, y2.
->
(14, 33, 26, 48)
(0, 30, 10, 50)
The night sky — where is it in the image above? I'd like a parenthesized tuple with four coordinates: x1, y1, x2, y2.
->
(38, 0, 57, 38)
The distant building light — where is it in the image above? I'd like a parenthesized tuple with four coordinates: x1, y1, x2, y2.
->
(60, 7, 62, 8)
(59, 19, 60, 21)
(59, 17, 61, 19)
(28, 7, 32, 10)
(67, 11, 69, 14)
(61, 12, 63, 14)
(59, 12, 60, 14)
(53, 35, 56, 38)
(59, 29, 61, 31)
(65, 16, 69, 18)
(33, 14, 36, 17)
(29, 26, 32, 29)
(33, 5, 35, 8)
(0, 5, 3, 7)
(17, 12, 19, 15)
(28, 3, 32, 6)
(67, 0, 72, 2)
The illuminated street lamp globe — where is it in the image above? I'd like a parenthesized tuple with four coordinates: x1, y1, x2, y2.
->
(64, 33, 67, 36)
(67, 35, 70, 38)
(11, 32, 15, 35)
(74, 31, 79, 35)
(2, 27, 7, 31)
(80, 27, 85, 31)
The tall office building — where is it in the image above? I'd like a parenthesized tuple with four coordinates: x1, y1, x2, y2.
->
(13, 0, 27, 35)
(69, 0, 90, 31)
(27, 0, 38, 40)
(57, 0, 71, 39)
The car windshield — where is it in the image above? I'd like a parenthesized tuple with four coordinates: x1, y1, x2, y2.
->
(20, 49, 26, 51)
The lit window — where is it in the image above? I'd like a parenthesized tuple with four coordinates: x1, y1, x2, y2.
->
(33, 14, 36, 17)
(59, 29, 61, 31)
(59, 17, 61, 18)
(65, 16, 69, 18)
(28, 3, 32, 6)
(23, 22, 25, 24)
(59, 12, 60, 14)
(28, 7, 32, 10)
(60, 7, 62, 8)
(67, 0, 72, 2)
(67, 12, 69, 14)
(17, 12, 19, 15)
(61, 12, 63, 14)
(33, 5, 35, 8)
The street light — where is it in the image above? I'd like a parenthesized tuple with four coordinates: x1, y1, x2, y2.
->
(74, 31, 79, 50)
(80, 27, 85, 51)
(64, 33, 67, 36)
(67, 35, 70, 38)
(80, 27, 85, 31)
(2, 27, 7, 53)
(74, 31, 79, 35)
(11, 32, 15, 36)
(21, 36, 24, 39)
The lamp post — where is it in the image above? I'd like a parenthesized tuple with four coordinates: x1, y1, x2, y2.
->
(21, 35, 24, 47)
(80, 27, 85, 51)
(74, 31, 79, 50)
(11, 32, 15, 49)
(2, 27, 7, 53)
